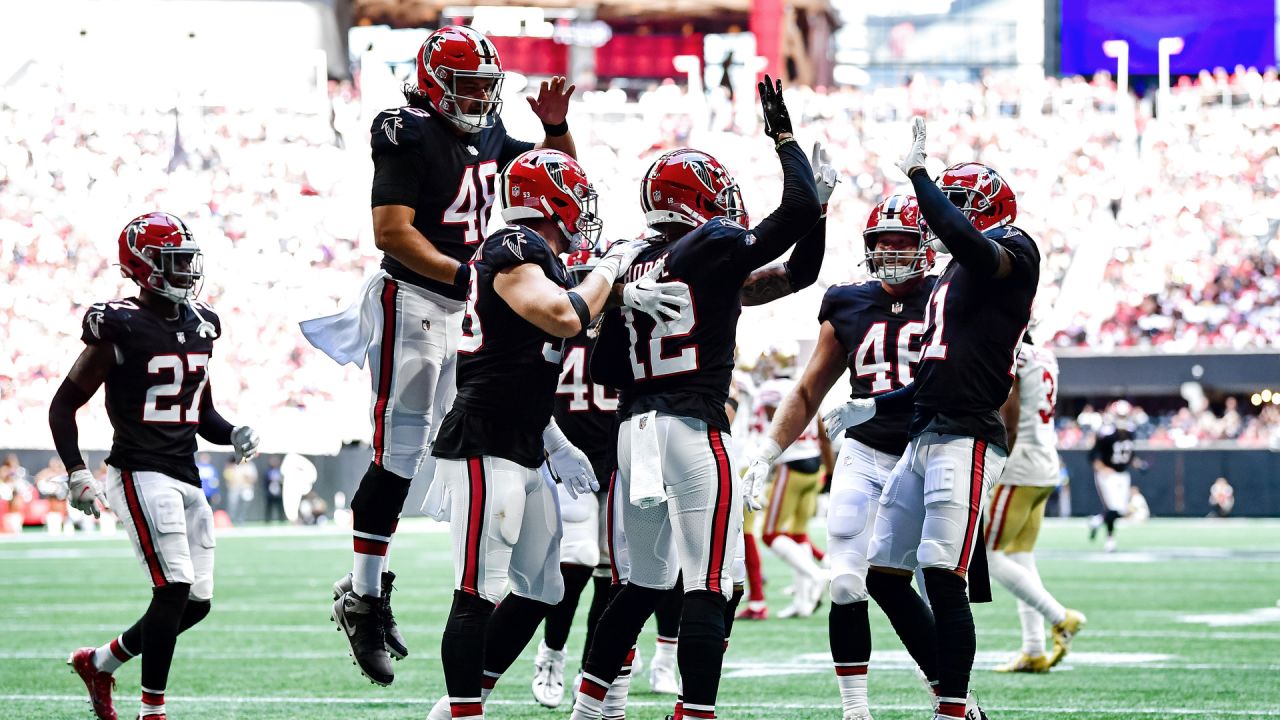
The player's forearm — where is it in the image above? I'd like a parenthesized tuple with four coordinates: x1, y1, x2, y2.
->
(909, 169, 1004, 278)
(768, 387, 820, 451)
(873, 382, 917, 415)
(539, 131, 576, 159)
(740, 217, 826, 307)
(742, 141, 821, 269)
(49, 380, 91, 472)
(374, 224, 466, 287)
(198, 385, 234, 445)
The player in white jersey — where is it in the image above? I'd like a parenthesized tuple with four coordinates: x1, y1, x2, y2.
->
(986, 335, 1085, 672)
(751, 376, 830, 618)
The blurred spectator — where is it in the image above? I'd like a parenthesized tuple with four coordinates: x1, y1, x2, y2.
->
(1060, 397, 1279, 449)
(298, 491, 329, 526)
(1208, 476, 1236, 518)
(197, 453, 219, 506)
(281, 452, 318, 524)
(1127, 485, 1151, 523)
(223, 458, 256, 526)
(262, 456, 286, 524)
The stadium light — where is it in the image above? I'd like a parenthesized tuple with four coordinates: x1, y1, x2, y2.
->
(1158, 36, 1185, 117)
(1102, 39, 1129, 99)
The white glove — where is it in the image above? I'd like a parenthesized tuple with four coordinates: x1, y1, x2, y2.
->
(895, 116, 928, 179)
(742, 438, 781, 511)
(822, 398, 877, 442)
(590, 239, 648, 285)
(67, 468, 107, 518)
(811, 141, 839, 214)
(622, 260, 690, 322)
(231, 425, 261, 463)
(544, 420, 599, 499)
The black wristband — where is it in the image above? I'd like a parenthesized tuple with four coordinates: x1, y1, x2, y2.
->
(453, 262, 472, 291)
(566, 291, 591, 332)
(542, 120, 569, 137)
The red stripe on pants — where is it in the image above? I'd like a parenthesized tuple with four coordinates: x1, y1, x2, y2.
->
(706, 429, 733, 594)
(371, 279, 399, 467)
(121, 471, 167, 587)
(607, 471, 620, 584)
(956, 440, 987, 574)
(461, 458, 486, 595)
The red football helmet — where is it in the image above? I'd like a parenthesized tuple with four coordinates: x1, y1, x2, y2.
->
(117, 212, 203, 302)
(640, 148, 748, 230)
(501, 149, 602, 251)
(934, 161, 1017, 233)
(416, 25, 504, 134)
(864, 195, 933, 284)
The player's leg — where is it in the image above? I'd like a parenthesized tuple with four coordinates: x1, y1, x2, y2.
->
(1003, 487, 1087, 666)
(649, 573, 684, 695)
(914, 434, 1005, 720)
(865, 442, 938, 689)
(582, 485, 615, 670)
(790, 469, 825, 561)
(987, 483, 1053, 672)
(827, 440, 892, 720)
(484, 466, 565, 705)
(438, 456, 525, 720)
(664, 417, 741, 720)
(783, 468, 827, 616)
(534, 482, 600, 707)
(737, 502, 768, 620)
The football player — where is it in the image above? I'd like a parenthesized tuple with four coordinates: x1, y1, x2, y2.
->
(1088, 401, 1138, 553)
(55, 213, 260, 720)
(824, 118, 1041, 720)
(568, 76, 827, 720)
(303, 25, 580, 685)
(423, 149, 679, 720)
(988, 335, 1086, 673)
(745, 195, 936, 720)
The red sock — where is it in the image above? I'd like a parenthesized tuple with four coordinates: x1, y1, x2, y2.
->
(742, 534, 765, 602)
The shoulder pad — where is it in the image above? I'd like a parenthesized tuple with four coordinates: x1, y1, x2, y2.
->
(702, 216, 748, 241)
(484, 226, 555, 273)
(81, 299, 141, 345)
(188, 302, 222, 339)
(370, 107, 431, 153)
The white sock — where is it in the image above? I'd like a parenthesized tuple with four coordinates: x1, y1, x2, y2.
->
(834, 662, 869, 716)
(140, 687, 165, 717)
(570, 672, 609, 720)
(602, 647, 634, 719)
(93, 635, 135, 674)
(351, 537, 385, 597)
(653, 636, 677, 668)
(769, 535, 824, 581)
(1011, 553, 1048, 654)
(988, 551, 1066, 624)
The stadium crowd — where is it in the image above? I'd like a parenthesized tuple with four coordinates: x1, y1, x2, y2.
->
(3, 63, 1279, 451)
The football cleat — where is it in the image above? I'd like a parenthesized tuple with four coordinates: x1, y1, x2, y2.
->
(68, 647, 117, 720)
(1103, 537, 1117, 553)
(1087, 515, 1102, 541)
(333, 571, 408, 659)
(994, 652, 1050, 673)
(570, 669, 584, 704)
(1049, 609, 1087, 667)
(649, 656, 682, 695)
(331, 591, 394, 686)
(531, 640, 567, 708)
(136, 715, 165, 720)
(844, 712, 874, 720)
(735, 601, 768, 621)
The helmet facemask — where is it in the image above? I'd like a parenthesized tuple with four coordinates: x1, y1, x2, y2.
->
(865, 231, 930, 285)
(142, 246, 204, 302)
(436, 67, 504, 134)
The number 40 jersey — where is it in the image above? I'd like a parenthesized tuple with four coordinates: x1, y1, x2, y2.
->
(81, 299, 221, 486)
(819, 277, 936, 457)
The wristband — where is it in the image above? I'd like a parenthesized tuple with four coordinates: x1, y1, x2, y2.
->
(542, 120, 569, 137)
(775, 136, 797, 150)
(566, 291, 591, 332)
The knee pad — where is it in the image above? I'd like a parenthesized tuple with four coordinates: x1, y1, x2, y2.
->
(351, 463, 412, 535)
(830, 572, 869, 605)
(917, 536, 961, 570)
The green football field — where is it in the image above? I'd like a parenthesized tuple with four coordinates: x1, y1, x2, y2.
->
(4, 518, 1279, 720)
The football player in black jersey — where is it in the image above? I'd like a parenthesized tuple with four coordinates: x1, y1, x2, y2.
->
(1088, 400, 1138, 552)
(824, 118, 1041, 720)
(744, 194, 936, 720)
(306, 25, 580, 685)
(421, 149, 681, 720)
(53, 213, 260, 720)
(569, 76, 826, 720)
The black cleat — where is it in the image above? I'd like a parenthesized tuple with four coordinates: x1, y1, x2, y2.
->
(332, 591, 394, 686)
(333, 571, 408, 660)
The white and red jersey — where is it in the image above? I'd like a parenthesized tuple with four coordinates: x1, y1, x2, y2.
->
(1001, 344, 1060, 486)
(754, 378, 821, 464)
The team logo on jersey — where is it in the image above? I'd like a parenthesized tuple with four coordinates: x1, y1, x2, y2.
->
(639, 415, 648, 430)
(422, 319, 431, 331)
(504, 232, 527, 260)
(381, 116, 403, 145)
(892, 302, 904, 314)
(465, 145, 479, 156)
(176, 331, 186, 344)
(87, 310, 105, 340)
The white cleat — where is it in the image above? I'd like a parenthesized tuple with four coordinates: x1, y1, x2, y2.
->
(1104, 537, 1117, 553)
(426, 694, 450, 720)
(843, 711, 874, 720)
(531, 640, 566, 708)
(649, 659, 682, 695)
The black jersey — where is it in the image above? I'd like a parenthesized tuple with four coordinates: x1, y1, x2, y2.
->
(1090, 425, 1136, 472)
(820, 277, 935, 456)
(432, 226, 569, 468)
(554, 330, 619, 479)
(909, 226, 1041, 451)
(370, 105, 534, 301)
(81, 299, 221, 486)
(591, 218, 768, 432)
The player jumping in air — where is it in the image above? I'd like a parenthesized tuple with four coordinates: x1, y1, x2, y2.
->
(825, 118, 1041, 720)
(55, 213, 260, 720)
(301, 25, 578, 686)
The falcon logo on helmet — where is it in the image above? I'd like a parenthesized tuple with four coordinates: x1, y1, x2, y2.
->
(500, 149, 602, 252)
(863, 195, 934, 285)
(641, 148, 748, 231)
(416, 25, 505, 134)
(118, 212, 204, 302)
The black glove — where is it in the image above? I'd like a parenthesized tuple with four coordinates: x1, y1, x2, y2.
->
(757, 74, 793, 143)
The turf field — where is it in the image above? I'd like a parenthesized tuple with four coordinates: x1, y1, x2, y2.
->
(4, 518, 1279, 720)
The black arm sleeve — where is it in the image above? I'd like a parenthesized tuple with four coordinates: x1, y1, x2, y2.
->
(49, 380, 92, 470)
(734, 141, 821, 273)
(873, 382, 917, 415)
(782, 216, 825, 291)
(909, 170, 1002, 277)
(198, 384, 234, 445)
